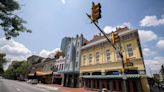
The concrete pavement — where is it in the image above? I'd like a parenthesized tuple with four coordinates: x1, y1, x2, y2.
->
(0, 78, 60, 92)
(39, 84, 97, 92)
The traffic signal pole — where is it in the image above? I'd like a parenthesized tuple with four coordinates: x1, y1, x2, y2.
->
(86, 12, 127, 92)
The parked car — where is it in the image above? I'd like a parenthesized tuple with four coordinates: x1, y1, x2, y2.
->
(26, 79, 32, 83)
(31, 79, 38, 84)
(26, 79, 38, 84)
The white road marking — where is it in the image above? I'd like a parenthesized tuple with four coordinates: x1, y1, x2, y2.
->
(16, 88, 21, 92)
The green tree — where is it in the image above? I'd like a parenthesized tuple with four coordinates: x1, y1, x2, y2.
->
(0, 53, 7, 75)
(15, 61, 31, 78)
(0, 0, 31, 40)
(3, 60, 31, 80)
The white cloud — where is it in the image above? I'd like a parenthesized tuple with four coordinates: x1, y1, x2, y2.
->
(0, 37, 31, 61)
(145, 56, 164, 77)
(103, 22, 131, 33)
(143, 48, 156, 56)
(61, 0, 66, 4)
(156, 40, 164, 49)
(121, 22, 131, 28)
(140, 15, 164, 27)
(39, 48, 60, 58)
(103, 26, 116, 33)
(138, 30, 157, 42)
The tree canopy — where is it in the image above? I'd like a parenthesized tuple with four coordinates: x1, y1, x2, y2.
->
(0, 0, 31, 40)
(3, 60, 32, 79)
(0, 53, 7, 74)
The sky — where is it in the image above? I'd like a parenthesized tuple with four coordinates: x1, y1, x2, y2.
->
(0, 0, 164, 76)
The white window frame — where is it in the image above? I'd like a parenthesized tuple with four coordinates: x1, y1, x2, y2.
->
(96, 52, 100, 63)
(127, 44, 133, 57)
(88, 53, 92, 64)
(106, 49, 110, 62)
(83, 55, 86, 65)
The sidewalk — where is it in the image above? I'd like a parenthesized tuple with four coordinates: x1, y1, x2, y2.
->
(38, 84, 96, 92)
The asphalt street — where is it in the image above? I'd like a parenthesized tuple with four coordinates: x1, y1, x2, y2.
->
(0, 78, 60, 92)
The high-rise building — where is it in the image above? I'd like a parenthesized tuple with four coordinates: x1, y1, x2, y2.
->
(60, 34, 88, 87)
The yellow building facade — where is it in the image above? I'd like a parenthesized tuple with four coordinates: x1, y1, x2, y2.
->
(80, 27, 150, 92)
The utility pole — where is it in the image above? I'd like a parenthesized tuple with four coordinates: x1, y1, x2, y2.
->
(86, 2, 127, 92)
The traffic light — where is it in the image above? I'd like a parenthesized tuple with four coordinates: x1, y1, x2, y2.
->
(111, 32, 119, 44)
(125, 58, 130, 64)
(125, 58, 133, 66)
(91, 2, 101, 23)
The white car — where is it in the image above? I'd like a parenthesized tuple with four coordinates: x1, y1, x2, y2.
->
(26, 79, 38, 84)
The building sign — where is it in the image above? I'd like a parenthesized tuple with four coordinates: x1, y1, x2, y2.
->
(113, 71, 121, 75)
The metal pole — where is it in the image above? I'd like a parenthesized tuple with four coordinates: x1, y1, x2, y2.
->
(86, 13, 127, 92)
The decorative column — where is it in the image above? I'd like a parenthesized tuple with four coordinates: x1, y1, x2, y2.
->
(66, 74, 69, 87)
(110, 80, 113, 92)
(99, 79, 102, 91)
(95, 79, 97, 89)
(137, 79, 142, 92)
(83, 79, 86, 89)
(129, 80, 134, 92)
(105, 80, 107, 89)
(121, 80, 124, 92)
(71, 74, 75, 87)
(116, 80, 119, 91)
(61, 74, 65, 86)
(91, 79, 93, 90)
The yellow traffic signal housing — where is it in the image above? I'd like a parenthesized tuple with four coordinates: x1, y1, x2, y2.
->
(125, 58, 133, 66)
(111, 32, 119, 44)
(125, 58, 130, 63)
(91, 2, 101, 22)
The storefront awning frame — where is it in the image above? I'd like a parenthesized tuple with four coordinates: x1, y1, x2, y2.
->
(81, 74, 142, 79)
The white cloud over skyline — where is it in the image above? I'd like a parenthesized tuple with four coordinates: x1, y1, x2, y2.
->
(103, 22, 131, 33)
(138, 30, 158, 42)
(143, 48, 156, 56)
(156, 40, 164, 49)
(140, 15, 164, 27)
(0, 37, 61, 60)
(0, 37, 32, 61)
(39, 48, 61, 58)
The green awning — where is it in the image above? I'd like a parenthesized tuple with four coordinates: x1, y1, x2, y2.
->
(81, 74, 141, 79)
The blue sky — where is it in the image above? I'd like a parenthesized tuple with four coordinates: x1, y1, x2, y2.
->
(0, 0, 164, 75)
